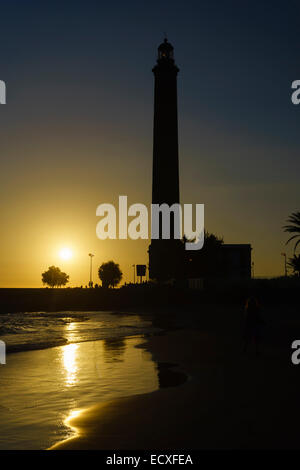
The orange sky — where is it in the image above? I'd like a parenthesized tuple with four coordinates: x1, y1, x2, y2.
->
(0, 2, 299, 287)
(0, 120, 296, 287)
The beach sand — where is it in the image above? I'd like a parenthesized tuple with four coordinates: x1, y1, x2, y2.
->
(51, 305, 300, 449)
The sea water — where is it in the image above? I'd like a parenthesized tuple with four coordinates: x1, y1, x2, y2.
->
(0, 311, 160, 449)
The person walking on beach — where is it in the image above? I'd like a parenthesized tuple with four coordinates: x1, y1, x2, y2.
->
(243, 296, 264, 355)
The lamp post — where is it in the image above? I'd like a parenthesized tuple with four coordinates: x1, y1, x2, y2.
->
(88, 253, 94, 287)
(281, 252, 287, 277)
(132, 264, 136, 284)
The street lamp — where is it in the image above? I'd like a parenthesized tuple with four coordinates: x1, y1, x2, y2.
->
(88, 253, 94, 287)
(281, 252, 287, 277)
(132, 264, 136, 284)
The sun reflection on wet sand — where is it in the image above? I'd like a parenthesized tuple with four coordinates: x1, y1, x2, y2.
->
(0, 333, 159, 449)
(64, 409, 83, 436)
(65, 321, 77, 343)
(48, 408, 86, 448)
(62, 343, 78, 386)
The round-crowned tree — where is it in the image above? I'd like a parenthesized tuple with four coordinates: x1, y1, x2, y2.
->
(42, 266, 69, 288)
(98, 261, 122, 288)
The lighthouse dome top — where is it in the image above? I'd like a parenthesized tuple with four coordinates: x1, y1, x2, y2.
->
(157, 38, 174, 61)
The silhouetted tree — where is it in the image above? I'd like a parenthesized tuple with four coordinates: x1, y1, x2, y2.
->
(42, 266, 69, 288)
(288, 254, 300, 277)
(283, 211, 300, 252)
(186, 231, 224, 278)
(98, 261, 122, 288)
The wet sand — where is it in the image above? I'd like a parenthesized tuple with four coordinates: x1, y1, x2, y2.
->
(51, 305, 300, 449)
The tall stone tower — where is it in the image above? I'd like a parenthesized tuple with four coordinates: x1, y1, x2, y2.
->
(148, 39, 183, 281)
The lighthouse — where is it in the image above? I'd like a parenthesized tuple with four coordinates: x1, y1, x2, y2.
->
(148, 39, 183, 281)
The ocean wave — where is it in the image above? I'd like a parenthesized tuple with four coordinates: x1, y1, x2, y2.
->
(0, 311, 158, 355)
(0, 325, 33, 335)
(6, 339, 68, 353)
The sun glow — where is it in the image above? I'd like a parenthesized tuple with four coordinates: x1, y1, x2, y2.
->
(59, 247, 73, 260)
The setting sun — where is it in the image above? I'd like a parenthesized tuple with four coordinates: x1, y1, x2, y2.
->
(59, 247, 73, 260)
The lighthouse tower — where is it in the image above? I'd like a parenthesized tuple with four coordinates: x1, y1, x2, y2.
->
(148, 39, 183, 281)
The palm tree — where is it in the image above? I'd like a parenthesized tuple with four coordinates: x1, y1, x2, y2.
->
(287, 254, 300, 277)
(283, 211, 300, 253)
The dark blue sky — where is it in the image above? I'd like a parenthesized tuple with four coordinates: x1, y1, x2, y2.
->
(0, 0, 299, 284)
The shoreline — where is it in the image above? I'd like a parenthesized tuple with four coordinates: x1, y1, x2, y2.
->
(50, 320, 230, 450)
(3, 304, 300, 449)
(0, 332, 160, 450)
(51, 303, 300, 450)
(49, 329, 193, 450)
(48, 315, 189, 450)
